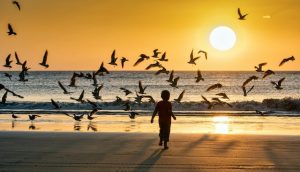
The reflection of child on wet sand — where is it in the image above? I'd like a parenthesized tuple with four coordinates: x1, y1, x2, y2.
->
(151, 90, 176, 149)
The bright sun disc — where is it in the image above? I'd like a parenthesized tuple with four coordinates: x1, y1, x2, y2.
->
(209, 26, 236, 51)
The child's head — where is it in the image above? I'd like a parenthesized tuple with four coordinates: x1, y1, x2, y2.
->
(161, 90, 170, 101)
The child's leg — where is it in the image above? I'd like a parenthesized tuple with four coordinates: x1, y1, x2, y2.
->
(163, 123, 171, 149)
(159, 123, 163, 146)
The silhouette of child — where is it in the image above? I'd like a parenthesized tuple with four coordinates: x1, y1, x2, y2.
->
(151, 90, 176, 149)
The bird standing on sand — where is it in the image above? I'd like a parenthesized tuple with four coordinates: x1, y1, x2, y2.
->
(279, 56, 295, 66)
(58, 81, 72, 94)
(3, 54, 13, 68)
(39, 50, 49, 68)
(12, 1, 21, 11)
(188, 50, 200, 65)
(138, 81, 147, 94)
(70, 90, 85, 103)
(152, 49, 161, 58)
(262, 69, 275, 79)
(134, 54, 150, 66)
(7, 24, 17, 35)
(51, 99, 60, 109)
(271, 77, 285, 90)
(206, 83, 222, 92)
(238, 8, 248, 20)
(28, 115, 41, 121)
(158, 52, 168, 61)
(174, 90, 185, 103)
(255, 63, 267, 72)
(121, 57, 128, 68)
(242, 75, 258, 87)
(108, 50, 118, 66)
(195, 70, 204, 82)
(170, 77, 180, 88)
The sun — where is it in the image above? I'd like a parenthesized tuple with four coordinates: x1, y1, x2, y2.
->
(209, 26, 236, 51)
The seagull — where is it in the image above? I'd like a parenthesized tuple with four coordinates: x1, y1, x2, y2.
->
(279, 56, 295, 66)
(166, 70, 174, 83)
(271, 77, 285, 90)
(3, 54, 13, 68)
(123, 102, 131, 111)
(133, 54, 150, 66)
(121, 57, 128, 68)
(255, 63, 267, 72)
(92, 72, 98, 86)
(170, 77, 180, 88)
(68, 72, 78, 87)
(152, 49, 161, 58)
(198, 50, 208, 60)
(158, 52, 168, 61)
(92, 84, 103, 100)
(28, 115, 41, 121)
(58, 81, 72, 94)
(142, 95, 156, 104)
(242, 85, 254, 97)
(188, 50, 200, 65)
(12, 1, 21, 11)
(206, 83, 222, 92)
(39, 50, 49, 68)
(95, 62, 109, 75)
(18, 70, 28, 82)
(238, 8, 248, 20)
(21, 61, 30, 74)
(201, 95, 213, 109)
(212, 97, 232, 108)
(115, 96, 123, 104)
(138, 81, 147, 94)
(129, 111, 139, 119)
(51, 99, 60, 109)
(86, 99, 99, 108)
(134, 92, 143, 104)
(155, 67, 169, 75)
(70, 90, 85, 103)
(1, 91, 8, 104)
(4, 73, 12, 80)
(64, 113, 84, 121)
(242, 75, 259, 87)
(15, 52, 23, 65)
(145, 61, 162, 70)
(216, 93, 230, 100)
(12, 113, 20, 119)
(120, 87, 132, 96)
(7, 24, 17, 35)
(87, 109, 98, 120)
(195, 70, 204, 82)
(108, 50, 118, 66)
(262, 69, 275, 79)
(174, 90, 185, 103)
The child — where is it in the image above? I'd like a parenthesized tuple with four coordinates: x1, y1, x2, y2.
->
(151, 90, 176, 149)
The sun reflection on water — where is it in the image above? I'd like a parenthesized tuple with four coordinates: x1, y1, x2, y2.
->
(213, 116, 229, 134)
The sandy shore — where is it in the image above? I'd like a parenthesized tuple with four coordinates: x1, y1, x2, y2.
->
(0, 132, 300, 172)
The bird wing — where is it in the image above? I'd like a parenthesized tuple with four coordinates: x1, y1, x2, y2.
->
(58, 81, 68, 92)
(278, 77, 285, 85)
(42, 50, 48, 64)
(178, 90, 185, 101)
(8, 24, 13, 32)
(198, 50, 207, 59)
(78, 90, 85, 100)
(279, 59, 287, 66)
(242, 77, 252, 87)
(138, 81, 143, 92)
(15, 52, 21, 63)
(238, 8, 242, 17)
(259, 63, 267, 67)
(111, 50, 116, 61)
(134, 57, 144, 66)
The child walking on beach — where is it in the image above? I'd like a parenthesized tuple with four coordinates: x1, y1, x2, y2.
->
(151, 90, 176, 149)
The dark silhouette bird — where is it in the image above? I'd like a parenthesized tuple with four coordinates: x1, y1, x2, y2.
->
(123, 102, 131, 111)
(133, 54, 150, 66)
(201, 95, 213, 109)
(28, 115, 41, 121)
(188, 50, 200, 65)
(242, 85, 254, 97)
(129, 111, 139, 119)
(271, 77, 285, 90)
(152, 49, 161, 58)
(7, 24, 16, 35)
(216, 93, 230, 100)
(170, 76, 180, 88)
(108, 50, 118, 66)
(12, 113, 20, 119)
(21, 61, 30, 74)
(15, 52, 23, 65)
(155, 67, 169, 75)
(206, 83, 222, 92)
(138, 81, 147, 94)
(198, 50, 208, 60)
(95, 62, 109, 75)
(158, 52, 168, 61)
(39, 50, 49, 68)
(92, 72, 98, 86)
(87, 109, 98, 120)
(4, 73, 12, 80)
(65, 113, 84, 121)
(70, 90, 85, 103)
(242, 75, 258, 87)
(262, 69, 275, 79)
(69, 72, 78, 87)
(254, 63, 267, 72)
(12, 1, 21, 11)
(120, 87, 132, 96)
(3, 54, 13, 68)
(115, 96, 123, 104)
(238, 8, 248, 20)
(121, 57, 128, 68)
(142, 95, 156, 104)
(145, 61, 162, 70)
(92, 84, 103, 100)
(134, 92, 143, 104)
(255, 110, 265, 116)
(58, 81, 72, 94)
(86, 99, 99, 108)
(166, 70, 174, 83)
(18, 70, 28, 82)
(279, 56, 295, 66)
(1, 91, 8, 104)
(51, 99, 60, 109)
(195, 70, 204, 82)
(174, 90, 185, 103)
(212, 97, 232, 108)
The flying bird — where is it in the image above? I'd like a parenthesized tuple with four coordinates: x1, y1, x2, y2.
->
(216, 93, 230, 100)
(279, 56, 295, 66)
(64, 113, 84, 121)
(21, 61, 30, 74)
(1, 91, 8, 104)
(170, 77, 180, 88)
(39, 50, 49, 68)
(95, 62, 109, 75)
(133, 54, 150, 66)
(86, 99, 99, 108)
(242, 75, 259, 87)
(108, 50, 118, 66)
(206, 83, 222, 92)
(15, 52, 23, 65)
(255, 63, 267, 72)
(120, 57, 128, 68)
(3, 54, 13, 68)
(4, 73, 12, 80)
(28, 115, 41, 121)
(242, 85, 254, 97)
(87, 109, 98, 120)
(158, 52, 168, 61)
(188, 50, 200, 65)
(142, 95, 156, 104)
(129, 111, 139, 119)
(18, 70, 28, 82)
(138, 81, 147, 94)
(12, 1, 21, 11)
(7, 24, 17, 35)
(212, 97, 232, 108)
(152, 49, 161, 58)
(69, 73, 78, 87)
(262, 69, 275, 79)
(238, 8, 248, 20)
(58, 81, 72, 94)
(201, 95, 213, 109)
(70, 90, 85, 103)
(145, 61, 162, 70)
(120, 87, 132, 96)
(166, 70, 174, 83)
(195, 70, 204, 82)
(155, 67, 169, 75)
(92, 84, 103, 100)
(174, 90, 185, 103)
(12, 113, 20, 119)
(123, 102, 131, 111)
(198, 50, 208, 60)
(51, 99, 60, 109)
(271, 77, 285, 90)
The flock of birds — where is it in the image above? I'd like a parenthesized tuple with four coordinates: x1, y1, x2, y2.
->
(0, 2, 297, 124)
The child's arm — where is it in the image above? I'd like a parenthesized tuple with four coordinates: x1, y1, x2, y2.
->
(170, 103, 176, 120)
(151, 105, 158, 123)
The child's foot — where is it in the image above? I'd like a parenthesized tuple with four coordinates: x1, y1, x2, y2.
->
(164, 142, 168, 149)
(163, 146, 169, 150)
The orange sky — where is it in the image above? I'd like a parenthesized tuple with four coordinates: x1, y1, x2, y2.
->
(0, 0, 299, 71)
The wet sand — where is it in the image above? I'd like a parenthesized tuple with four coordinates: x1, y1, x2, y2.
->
(0, 132, 299, 172)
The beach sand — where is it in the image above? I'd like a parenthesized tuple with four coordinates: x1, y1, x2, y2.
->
(0, 132, 299, 172)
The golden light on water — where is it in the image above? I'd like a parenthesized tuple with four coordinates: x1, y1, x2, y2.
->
(213, 116, 230, 134)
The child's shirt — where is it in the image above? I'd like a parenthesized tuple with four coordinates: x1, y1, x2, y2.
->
(155, 100, 172, 123)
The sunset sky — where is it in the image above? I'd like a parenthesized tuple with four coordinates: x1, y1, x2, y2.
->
(0, 0, 299, 71)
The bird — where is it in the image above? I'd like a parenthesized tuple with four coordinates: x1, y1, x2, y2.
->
(238, 8, 248, 20)
(195, 70, 204, 82)
(58, 81, 72, 94)
(142, 95, 156, 104)
(206, 83, 222, 92)
(201, 95, 213, 109)
(70, 90, 85, 103)
(18, 70, 28, 82)
(51, 99, 60, 109)
(134, 92, 143, 104)
(145, 61, 162, 70)
(152, 49, 161, 58)
(255, 63, 267, 72)
(12, 1, 21, 11)
(120, 57, 128, 68)
(39, 50, 49, 68)
(271, 77, 285, 90)
(198, 50, 208, 60)
(108, 50, 118, 66)
(92, 84, 103, 100)
(158, 52, 168, 61)
(216, 93, 230, 100)
(87, 109, 98, 120)
(188, 50, 200, 65)
(4, 73, 12, 80)
(133, 54, 150, 66)
(170, 77, 180, 88)
(1, 91, 8, 104)
(242, 75, 259, 87)
(138, 81, 147, 94)
(279, 56, 295, 66)
(174, 90, 185, 103)
(155, 67, 169, 75)
(86, 99, 99, 108)
(7, 24, 17, 35)
(3, 54, 13, 68)
(64, 113, 84, 121)
(242, 85, 254, 97)
(123, 102, 131, 111)
(166, 70, 174, 83)
(212, 97, 232, 108)
(28, 115, 41, 121)
(92, 72, 98, 86)
(12, 113, 20, 119)
(262, 69, 275, 79)
(21, 61, 30, 74)
(129, 111, 139, 119)
(95, 62, 109, 75)
(15, 52, 23, 65)
(120, 87, 132, 96)
(115, 96, 123, 104)
(69, 72, 78, 87)
(255, 110, 265, 116)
